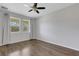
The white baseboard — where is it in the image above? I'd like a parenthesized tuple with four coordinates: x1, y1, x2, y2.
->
(37, 39, 79, 51)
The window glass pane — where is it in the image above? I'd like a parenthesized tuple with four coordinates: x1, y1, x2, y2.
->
(10, 17, 20, 32)
(22, 20, 30, 32)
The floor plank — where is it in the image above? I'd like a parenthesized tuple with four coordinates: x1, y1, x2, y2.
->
(0, 39, 79, 56)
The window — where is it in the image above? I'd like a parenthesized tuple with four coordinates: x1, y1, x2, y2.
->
(10, 17, 30, 32)
(22, 19, 30, 32)
(10, 17, 20, 32)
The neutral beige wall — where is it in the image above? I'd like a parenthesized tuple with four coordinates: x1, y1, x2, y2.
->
(36, 4, 79, 51)
(0, 7, 31, 45)
(0, 8, 9, 45)
(9, 12, 30, 44)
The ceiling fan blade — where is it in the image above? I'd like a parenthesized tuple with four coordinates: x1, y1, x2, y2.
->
(37, 7, 45, 9)
(28, 9, 32, 12)
(33, 3, 37, 7)
(36, 10, 39, 14)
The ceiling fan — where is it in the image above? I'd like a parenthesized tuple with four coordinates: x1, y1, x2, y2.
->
(24, 3, 46, 14)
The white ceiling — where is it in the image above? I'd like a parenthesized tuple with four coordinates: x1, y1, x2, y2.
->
(0, 3, 74, 18)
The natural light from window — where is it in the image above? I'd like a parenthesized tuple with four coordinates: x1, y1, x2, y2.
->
(10, 17, 30, 33)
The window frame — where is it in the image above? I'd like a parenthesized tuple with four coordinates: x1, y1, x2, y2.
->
(10, 16, 30, 33)
(21, 19, 30, 33)
(10, 17, 21, 33)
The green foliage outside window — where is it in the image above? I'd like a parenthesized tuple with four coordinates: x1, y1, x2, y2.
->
(10, 17, 20, 32)
(10, 17, 30, 32)
(22, 20, 30, 32)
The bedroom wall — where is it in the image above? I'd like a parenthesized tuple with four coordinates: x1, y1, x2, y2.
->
(0, 8, 9, 45)
(9, 12, 30, 44)
(0, 7, 31, 45)
(36, 4, 79, 51)
(30, 18, 38, 39)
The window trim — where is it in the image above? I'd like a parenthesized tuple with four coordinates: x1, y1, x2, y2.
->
(21, 19, 30, 33)
(10, 17, 30, 33)
(10, 17, 21, 33)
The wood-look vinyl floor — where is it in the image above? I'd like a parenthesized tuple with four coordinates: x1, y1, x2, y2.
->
(0, 39, 79, 56)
